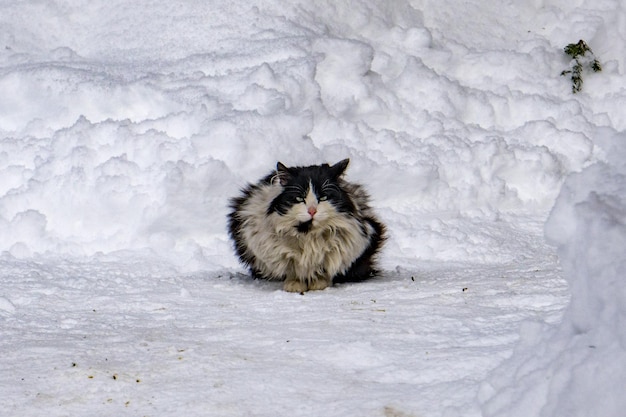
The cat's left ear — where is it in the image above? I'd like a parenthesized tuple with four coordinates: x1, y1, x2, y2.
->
(275, 162, 291, 186)
(330, 158, 350, 178)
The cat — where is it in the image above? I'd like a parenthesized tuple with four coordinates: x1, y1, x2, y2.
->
(227, 158, 386, 292)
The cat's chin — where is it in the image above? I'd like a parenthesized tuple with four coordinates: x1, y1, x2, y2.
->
(296, 220, 313, 233)
(297, 216, 338, 233)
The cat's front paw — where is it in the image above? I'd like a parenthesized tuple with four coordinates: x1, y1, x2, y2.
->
(308, 277, 330, 291)
(283, 279, 308, 293)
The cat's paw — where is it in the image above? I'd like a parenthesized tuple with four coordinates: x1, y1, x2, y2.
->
(308, 277, 330, 291)
(283, 279, 308, 293)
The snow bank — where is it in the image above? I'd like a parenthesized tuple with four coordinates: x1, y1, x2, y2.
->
(480, 129, 626, 416)
(0, 0, 605, 271)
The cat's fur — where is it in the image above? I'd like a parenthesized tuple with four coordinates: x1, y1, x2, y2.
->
(227, 158, 386, 292)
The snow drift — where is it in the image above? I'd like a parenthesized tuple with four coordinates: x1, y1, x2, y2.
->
(480, 129, 626, 417)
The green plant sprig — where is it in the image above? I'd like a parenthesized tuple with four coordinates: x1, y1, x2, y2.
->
(560, 39, 602, 93)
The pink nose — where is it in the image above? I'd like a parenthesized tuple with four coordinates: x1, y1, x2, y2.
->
(307, 206, 317, 217)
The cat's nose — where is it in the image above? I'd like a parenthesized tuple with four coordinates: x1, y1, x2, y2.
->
(307, 206, 317, 217)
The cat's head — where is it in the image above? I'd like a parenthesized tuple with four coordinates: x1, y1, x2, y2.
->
(268, 159, 355, 232)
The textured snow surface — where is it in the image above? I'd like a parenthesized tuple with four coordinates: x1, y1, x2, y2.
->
(1, 0, 624, 416)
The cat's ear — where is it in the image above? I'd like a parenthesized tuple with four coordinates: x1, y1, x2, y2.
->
(330, 158, 350, 178)
(274, 162, 291, 186)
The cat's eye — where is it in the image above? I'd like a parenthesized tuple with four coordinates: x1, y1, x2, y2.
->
(319, 196, 328, 201)
(295, 196, 304, 203)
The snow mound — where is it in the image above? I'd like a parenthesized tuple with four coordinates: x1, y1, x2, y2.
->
(0, 0, 605, 270)
(480, 129, 626, 416)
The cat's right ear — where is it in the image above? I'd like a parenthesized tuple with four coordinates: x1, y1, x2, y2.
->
(330, 158, 350, 178)
(274, 162, 290, 186)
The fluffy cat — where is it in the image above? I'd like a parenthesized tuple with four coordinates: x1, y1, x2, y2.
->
(227, 158, 386, 292)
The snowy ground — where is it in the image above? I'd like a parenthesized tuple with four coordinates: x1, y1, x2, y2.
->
(0, 251, 567, 417)
(1, 1, 625, 416)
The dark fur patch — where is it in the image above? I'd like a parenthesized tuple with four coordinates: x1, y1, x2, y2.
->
(296, 219, 313, 233)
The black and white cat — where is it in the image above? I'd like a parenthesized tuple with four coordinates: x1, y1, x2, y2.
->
(227, 159, 386, 292)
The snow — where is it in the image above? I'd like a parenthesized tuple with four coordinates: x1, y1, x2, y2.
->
(0, 0, 624, 416)
(480, 128, 626, 417)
